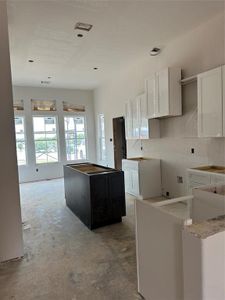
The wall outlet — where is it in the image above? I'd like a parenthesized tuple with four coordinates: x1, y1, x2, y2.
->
(177, 176, 183, 183)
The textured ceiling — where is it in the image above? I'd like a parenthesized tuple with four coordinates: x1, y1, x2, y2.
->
(7, 0, 224, 90)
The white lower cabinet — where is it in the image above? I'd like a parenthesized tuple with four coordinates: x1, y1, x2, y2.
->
(135, 197, 191, 300)
(187, 168, 225, 194)
(122, 158, 161, 199)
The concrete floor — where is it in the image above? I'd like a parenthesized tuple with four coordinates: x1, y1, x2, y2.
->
(0, 179, 141, 300)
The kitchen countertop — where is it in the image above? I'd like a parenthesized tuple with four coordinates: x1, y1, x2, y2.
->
(184, 215, 225, 239)
(125, 157, 152, 161)
(191, 165, 225, 174)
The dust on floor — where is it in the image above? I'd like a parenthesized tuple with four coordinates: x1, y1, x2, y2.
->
(0, 179, 141, 300)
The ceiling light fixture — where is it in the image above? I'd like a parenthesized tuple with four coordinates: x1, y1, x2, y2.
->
(74, 22, 93, 32)
(150, 47, 161, 56)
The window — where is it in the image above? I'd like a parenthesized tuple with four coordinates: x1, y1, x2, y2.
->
(33, 116, 59, 164)
(64, 116, 87, 161)
(14, 116, 27, 165)
(31, 99, 56, 111)
(98, 114, 106, 162)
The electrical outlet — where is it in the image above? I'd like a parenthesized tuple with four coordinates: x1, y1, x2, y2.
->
(177, 176, 183, 183)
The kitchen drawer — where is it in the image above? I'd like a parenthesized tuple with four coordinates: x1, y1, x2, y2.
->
(188, 173, 211, 185)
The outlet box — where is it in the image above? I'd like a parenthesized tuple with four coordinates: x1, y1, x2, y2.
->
(177, 176, 183, 183)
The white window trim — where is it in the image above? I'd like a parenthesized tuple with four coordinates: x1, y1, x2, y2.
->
(63, 114, 89, 162)
(32, 115, 61, 165)
(14, 115, 27, 167)
(98, 114, 106, 164)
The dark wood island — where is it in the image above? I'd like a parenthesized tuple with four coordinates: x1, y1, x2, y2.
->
(64, 163, 126, 229)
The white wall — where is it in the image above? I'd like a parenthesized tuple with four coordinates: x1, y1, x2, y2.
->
(94, 12, 225, 197)
(0, 1, 23, 262)
(13, 86, 96, 182)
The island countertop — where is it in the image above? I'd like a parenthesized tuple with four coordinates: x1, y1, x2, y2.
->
(184, 215, 225, 239)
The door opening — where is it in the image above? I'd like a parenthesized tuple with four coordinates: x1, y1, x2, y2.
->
(112, 117, 127, 170)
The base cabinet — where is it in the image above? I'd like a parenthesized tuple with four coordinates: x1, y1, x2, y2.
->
(187, 168, 225, 194)
(122, 158, 161, 199)
(64, 163, 126, 229)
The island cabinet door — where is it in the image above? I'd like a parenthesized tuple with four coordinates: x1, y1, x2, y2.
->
(90, 175, 110, 229)
(108, 172, 126, 217)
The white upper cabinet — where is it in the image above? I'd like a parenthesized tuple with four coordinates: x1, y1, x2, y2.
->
(125, 101, 133, 139)
(125, 93, 160, 140)
(145, 67, 181, 119)
(197, 66, 223, 137)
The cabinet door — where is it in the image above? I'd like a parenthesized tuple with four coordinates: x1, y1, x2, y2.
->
(124, 169, 131, 193)
(146, 76, 156, 119)
(139, 93, 149, 139)
(157, 68, 169, 117)
(198, 67, 223, 137)
(132, 98, 140, 139)
(130, 170, 139, 196)
(223, 65, 225, 136)
(125, 101, 133, 139)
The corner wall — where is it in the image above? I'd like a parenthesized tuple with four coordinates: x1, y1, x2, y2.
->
(0, 1, 23, 262)
(94, 12, 225, 197)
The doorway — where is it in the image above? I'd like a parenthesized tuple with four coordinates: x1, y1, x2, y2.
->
(112, 117, 127, 170)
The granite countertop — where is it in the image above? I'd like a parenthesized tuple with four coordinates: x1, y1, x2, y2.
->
(184, 215, 225, 239)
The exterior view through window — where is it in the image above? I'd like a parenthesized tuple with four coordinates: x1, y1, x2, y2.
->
(14, 116, 26, 165)
(33, 116, 59, 164)
(98, 114, 106, 162)
(64, 116, 87, 161)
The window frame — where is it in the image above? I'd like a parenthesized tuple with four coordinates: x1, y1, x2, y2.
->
(14, 115, 27, 166)
(98, 113, 106, 163)
(63, 114, 88, 162)
(32, 114, 60, 165)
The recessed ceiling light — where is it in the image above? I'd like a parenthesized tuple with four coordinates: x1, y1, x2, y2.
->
(150, 47, 161, 56)
(74, 22, 93, 32)
(77, 33, 83, 38)
(28, 59, 34, 63)
(93, 67, 98, 70)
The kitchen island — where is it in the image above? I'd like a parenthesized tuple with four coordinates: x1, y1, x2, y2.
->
(64, 163, 126, 230)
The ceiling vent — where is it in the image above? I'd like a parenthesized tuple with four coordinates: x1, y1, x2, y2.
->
(74, 22, 93, 32)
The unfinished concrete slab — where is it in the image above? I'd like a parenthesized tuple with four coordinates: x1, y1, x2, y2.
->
(0, 179, 140, 300)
